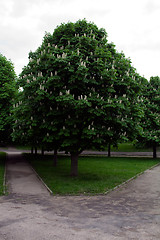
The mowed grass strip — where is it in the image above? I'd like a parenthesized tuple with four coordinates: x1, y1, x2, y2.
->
(0, 152, 6, 195)
(111, 142, 160, 152)
(26, 154, 160, 195)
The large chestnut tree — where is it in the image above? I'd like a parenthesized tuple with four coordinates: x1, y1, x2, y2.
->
(12, 20, 143, 176)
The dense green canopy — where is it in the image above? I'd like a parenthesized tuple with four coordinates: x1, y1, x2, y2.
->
(0, 53, 17, 145)
(136, 76, 160, 158)
(12, 19, 144, 175)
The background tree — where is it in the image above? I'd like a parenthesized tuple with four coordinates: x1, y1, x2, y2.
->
(136, 76, 160, 158)
(0, 53, 17, 146)
(12, 19, 143, 176)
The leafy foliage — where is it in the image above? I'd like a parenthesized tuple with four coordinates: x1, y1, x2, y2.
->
(12, 19, 144, 174)
(0, 54, 17, 145)
(136, 76, 160, 157)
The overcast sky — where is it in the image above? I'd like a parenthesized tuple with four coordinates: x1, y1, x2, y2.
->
(1, 0, 160, 80)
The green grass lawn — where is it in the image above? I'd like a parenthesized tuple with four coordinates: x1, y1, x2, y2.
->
(111, 142, 160, 152)
(26, 154, 160, 195)
(0, 152, 6, 195)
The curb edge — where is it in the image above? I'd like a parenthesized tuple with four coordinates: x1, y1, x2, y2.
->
(105, 161, 160, 195)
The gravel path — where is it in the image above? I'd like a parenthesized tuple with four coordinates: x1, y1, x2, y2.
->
(0, 151, 160, 239)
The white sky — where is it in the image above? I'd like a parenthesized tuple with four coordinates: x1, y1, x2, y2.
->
(1, 0, 160, 80)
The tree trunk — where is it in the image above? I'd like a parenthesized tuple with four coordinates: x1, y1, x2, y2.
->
(71, 153, 79, 177)
(53, 149, 58, 166)
(108, 143, 111, 157)
(41, 147, 44, 156)
(35, 147, 37, 155)
(153, 142, 157, 158)
(31, 147, 33, 154)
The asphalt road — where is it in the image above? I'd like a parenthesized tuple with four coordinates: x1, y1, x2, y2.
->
(0, 151, 160, 239)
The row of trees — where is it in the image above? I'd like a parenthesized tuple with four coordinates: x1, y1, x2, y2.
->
(137, 76, 160, 158)
(0, 54, 17, 145)
(1, 20, 160, 176)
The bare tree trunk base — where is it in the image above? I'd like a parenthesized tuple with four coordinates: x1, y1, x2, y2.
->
(153, 142, 157, 158)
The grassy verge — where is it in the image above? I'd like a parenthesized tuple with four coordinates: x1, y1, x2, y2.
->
(111, 142, 160, 152)
(0, 152, 6, 195)
(26, 154, 160, 195)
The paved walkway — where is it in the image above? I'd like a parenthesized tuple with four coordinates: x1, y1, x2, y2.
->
(6, 153, 50, 196)
(0, 151, 160, 239)
(1, 146, 160, 157)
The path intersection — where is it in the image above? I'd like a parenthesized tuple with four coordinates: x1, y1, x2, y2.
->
(0, 149, 160, 239)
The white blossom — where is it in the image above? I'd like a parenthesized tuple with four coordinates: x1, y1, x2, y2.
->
(62, 52, 67, 59)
